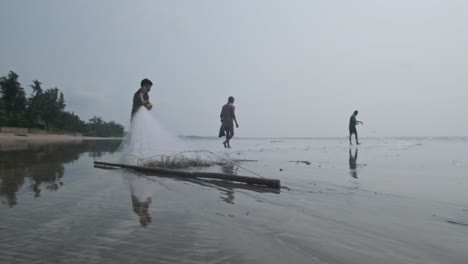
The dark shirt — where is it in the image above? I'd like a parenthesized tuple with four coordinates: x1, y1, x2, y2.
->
(220, 103, 236, 127)
(131, 88, 149, 117)
(349, 114, 357, 128)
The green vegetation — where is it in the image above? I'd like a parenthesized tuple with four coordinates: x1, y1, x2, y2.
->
(0, 71, 124, 137)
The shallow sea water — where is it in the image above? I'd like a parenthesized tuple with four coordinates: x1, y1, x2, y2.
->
(1, 138, 468, 264)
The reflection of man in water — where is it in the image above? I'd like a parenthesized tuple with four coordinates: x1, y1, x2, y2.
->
(220, 96, 239, 148)
(221, 162, 238, 175)
(349, 148, 358, 179)
(129, 175, 153, 227)
(131, 194, 152, 227)
(349, 110, 363, 145)
(131, 78, 153, 119)
(218, 164, 236, 204)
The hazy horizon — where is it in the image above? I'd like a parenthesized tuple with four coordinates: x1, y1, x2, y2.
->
(1, 0, 467, 137)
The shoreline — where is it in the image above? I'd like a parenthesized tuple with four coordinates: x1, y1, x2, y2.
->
(0, 132, 122, 144)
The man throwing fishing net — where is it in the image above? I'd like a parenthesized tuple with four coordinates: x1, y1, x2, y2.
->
(349, 110, 363, 145)
(131, 78, 153, 119)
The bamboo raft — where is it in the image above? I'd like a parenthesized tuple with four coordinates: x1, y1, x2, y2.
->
(94, 161, 281, 188)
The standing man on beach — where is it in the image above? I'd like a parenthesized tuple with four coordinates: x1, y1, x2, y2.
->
(220, 96, 239, 148)
(131, 78, 153, 119)
(349, 110, 363, 145)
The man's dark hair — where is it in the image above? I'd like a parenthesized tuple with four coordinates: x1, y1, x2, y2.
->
(228, 96, 235, 103)
(141, 78, 153, 87)
(354, 110, 359, 115)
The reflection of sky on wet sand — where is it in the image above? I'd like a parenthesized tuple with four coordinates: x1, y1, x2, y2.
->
(1, 138, 468, 263)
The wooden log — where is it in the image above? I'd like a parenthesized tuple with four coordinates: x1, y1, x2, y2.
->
(94, 161, 281, 188)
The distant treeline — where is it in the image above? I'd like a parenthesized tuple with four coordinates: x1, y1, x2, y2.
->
(0, 71, 124, 137)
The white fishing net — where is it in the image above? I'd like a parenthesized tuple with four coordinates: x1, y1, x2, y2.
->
(117, 107, 221, 168)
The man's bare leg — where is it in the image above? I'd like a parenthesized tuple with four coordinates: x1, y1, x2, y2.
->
(227, 132, 233, 148)
(223, 131, 228, 148)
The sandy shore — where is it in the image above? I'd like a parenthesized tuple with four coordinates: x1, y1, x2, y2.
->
(0, 132, 122, 143)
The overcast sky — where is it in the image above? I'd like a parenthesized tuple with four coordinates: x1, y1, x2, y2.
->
(1, 0, 467, 137)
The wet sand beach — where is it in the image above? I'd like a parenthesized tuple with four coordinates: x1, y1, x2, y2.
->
(0, 133, 122, 142)
(1, 138, 468, 263)
(0, 133, 122, 152)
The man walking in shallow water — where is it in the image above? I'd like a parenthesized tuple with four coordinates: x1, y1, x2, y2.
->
(220, 96, 239, 148)
(349, 110, 363, 145)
